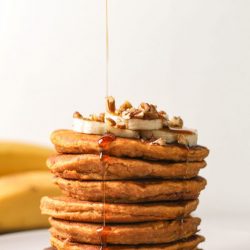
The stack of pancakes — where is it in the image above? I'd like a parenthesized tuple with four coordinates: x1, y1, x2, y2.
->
(41, 129, 209, 250)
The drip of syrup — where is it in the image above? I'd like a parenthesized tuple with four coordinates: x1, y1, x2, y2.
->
(180, 217, 184, 239)
(105, 0, 109, 97)
(97, 133, 116, 249)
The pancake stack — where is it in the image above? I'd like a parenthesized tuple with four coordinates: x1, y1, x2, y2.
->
(41, 97, 209, 250)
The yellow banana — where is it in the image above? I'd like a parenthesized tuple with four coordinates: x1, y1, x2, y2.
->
(0, 171, 60, 233)
(0, 141, 54, 176)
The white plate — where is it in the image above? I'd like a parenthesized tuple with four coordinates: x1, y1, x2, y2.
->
(0, 229, 50, 250)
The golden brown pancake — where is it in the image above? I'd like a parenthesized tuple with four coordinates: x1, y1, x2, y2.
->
(49, 216, 200, 245)
(50, 234, 204, 250)
(41, 196, 198, 223)
(51, 130, 209, 162)
(55, 177, 206, 203)
(48, 154, 206, 180)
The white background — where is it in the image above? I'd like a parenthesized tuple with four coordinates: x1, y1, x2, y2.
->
(0, 0, 250, 249)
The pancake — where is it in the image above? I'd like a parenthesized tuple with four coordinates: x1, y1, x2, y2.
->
(51, 130, 209, 162)
(55, 177, 206, 203)
(48, 154, 206, 180)
(41, 196, 198, 223)
(50, 234, 204, 250)
(49, 216, 200, 245)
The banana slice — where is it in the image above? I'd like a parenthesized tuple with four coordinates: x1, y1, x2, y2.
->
(73, 118, 106, 135)
(140, 128, 198, 146)
(105, 113, 163, 131)
(106, 124, 140, 139)
(127, 118, 163, 130)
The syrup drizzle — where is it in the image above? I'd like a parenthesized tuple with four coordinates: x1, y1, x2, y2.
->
(105, 0, 109, 97)
(97, 133, 116, 250)
(180, 217, 184, 238)
(96, 1, 114, 248)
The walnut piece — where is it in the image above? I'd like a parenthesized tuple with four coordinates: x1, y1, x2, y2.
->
(150, 138, 167, 146)
(139, 103, 150, 113)
(121, 103, 161, 120)
(106, 117, 116, 126)
(89, 113, 105, 122)
(117, 124, 126, 129)
(159, 111, 168, 120)
(140, 103, 159, 119)
(168, 116, 183, 128)
(73, 111, 83, 119)
(177, 134, 188, 146)
(106, 96, 116, 113)
(130, 109, 145, 118)
(117, 101, 133, 114)
(121, 108, 135, 119)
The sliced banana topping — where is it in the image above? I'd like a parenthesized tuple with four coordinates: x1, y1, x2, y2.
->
(105, 112, 163, 131)
(106, 124, 140, 139)
(73, 118, 106, 135)
(127, 118, 163, 130)
(72, 97, 199, 146)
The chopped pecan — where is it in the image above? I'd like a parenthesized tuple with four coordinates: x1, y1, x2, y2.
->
(139, 102, 150, 112)
(116, 124, 126, 129)
(106, 117, 116, 126)
(150, 138, 167, 146)
(159, 111, 168, 119)
(139, 103, 160, 119)
(73, 111, 83, 119)
(177, 134, 188, 145)
(131, 109, 145, 118)
(89, 113, 105, 122)
(106, 96, 116, 113)
(118, 101, 133, 114)
(122, 108, 135, 119)
(168, 116, 183, 128)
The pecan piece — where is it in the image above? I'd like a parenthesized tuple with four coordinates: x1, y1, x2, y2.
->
(106, 96, 116, 113)
(168, 116, 183, 128)
(106, 117, 116, 126)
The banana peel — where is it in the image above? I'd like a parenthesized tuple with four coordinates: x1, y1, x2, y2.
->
(0, 171, 60, 233)
(0, 141, 54, 176)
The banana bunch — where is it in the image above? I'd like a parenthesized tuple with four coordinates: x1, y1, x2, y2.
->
(0, 141, 54, 176)
(0, 141, 60, 233)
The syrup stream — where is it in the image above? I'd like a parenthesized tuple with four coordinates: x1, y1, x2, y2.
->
(105, 0, 109, 97)
(96, 1, 113, 248)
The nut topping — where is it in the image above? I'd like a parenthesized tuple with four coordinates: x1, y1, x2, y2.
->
(73, 96, 196, 146)
(74, 112, 105, 122)
(73, 111, 83, 119)
(130, 109, 145, 119)
(106, 117, 116, 127)
(177, 134, 188, 145)
(168, 116, 183, 128)
(106, 96, 116, 113)
(89, 113, 105, 122)
(139, 103, 150, 113)
(150, 138, 167, 146)
(117, 101, 133, 114)
(116, 124, 126, 129)
(159, 111, 168, 120)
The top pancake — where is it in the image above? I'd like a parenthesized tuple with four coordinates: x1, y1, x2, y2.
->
(51, 130, 209, 162)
